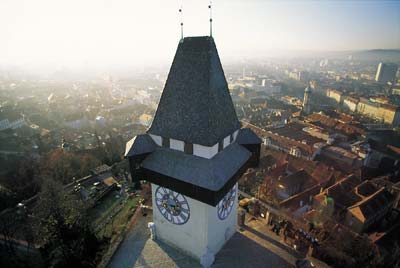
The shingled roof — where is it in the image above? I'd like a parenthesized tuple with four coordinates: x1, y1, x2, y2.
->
(148, 36, 241, 146)
(124, 134, 156, 157)
(142, 143, 251, 192)
(236, 128, 262, 145)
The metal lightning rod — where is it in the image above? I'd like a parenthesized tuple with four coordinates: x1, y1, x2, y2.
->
(208, 1, 213, 37)
(179, 3, 184, 41)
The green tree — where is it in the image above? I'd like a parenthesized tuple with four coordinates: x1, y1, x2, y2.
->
(40, 149, 77, 184)
(0, 158, 41, 207)
(0, 206, 38, 268)
(34, 179, 103, 268)
(79, 154, 101, 178)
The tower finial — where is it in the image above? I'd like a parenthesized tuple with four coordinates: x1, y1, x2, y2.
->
(179, 4, 184, 41)
(208, 1, 213, 37)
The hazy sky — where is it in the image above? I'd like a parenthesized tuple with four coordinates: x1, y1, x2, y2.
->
(1, 0, 399, 68)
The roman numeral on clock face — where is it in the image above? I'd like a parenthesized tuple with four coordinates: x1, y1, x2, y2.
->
(155, 186, 190, 225)
(217, 185, 236, 220)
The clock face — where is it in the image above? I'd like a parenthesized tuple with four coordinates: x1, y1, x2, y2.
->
(155, 186, 190, 225)
(217, 184, 237, 220)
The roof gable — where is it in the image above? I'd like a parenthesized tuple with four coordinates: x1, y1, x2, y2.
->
(148, 36, 240, 146)
(348, 188, 393, 222)
(124, 134, 156, 157)
(237, 128, 262, 145)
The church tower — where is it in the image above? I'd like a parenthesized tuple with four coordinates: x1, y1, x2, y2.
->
(302, 84, 312, 115)
(125, 36, 261, 266)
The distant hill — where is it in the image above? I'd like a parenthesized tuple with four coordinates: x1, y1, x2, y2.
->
(256, 49, 400, 62)
(350, 49, 400, 62)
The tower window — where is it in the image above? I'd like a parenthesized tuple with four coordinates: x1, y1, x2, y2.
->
(184, 142, 193, 154)
(218, 140, 223, 152)
(162, 137, 170, 148)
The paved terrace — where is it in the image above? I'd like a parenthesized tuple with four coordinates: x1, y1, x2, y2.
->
(108, 209, 201, 268)
(108, 209, 305, 268)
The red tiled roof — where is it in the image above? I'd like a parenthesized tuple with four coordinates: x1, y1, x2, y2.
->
(280, 184, 321, 209)
(314, 175, 362, 209)
(306, 113, 337, 128)
(278, 169, 315, 189)
(311, 163, 336, 184)
(348, 188, 393, 222)
(344, 97, 359, 105)
(306, 112, 366, 137)
(381, 103, 399, 112)
(243, 121, 319, 157)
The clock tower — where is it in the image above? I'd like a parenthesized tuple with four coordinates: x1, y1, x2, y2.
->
(125, 36, 261, 267)
(302, 84, 312, 115)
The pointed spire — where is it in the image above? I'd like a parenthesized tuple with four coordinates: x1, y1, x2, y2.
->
(148, 37, 241, 146)
(179, 4, 184, 41)
(208, 1, 213, 37)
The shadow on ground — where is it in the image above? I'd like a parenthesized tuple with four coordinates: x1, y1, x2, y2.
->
(244, 225, 303, 259)
(213, 231, 292, 268)
(108, 211, 298, 268)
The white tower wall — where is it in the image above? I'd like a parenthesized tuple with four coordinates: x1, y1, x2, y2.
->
(151, 183, 238, 261)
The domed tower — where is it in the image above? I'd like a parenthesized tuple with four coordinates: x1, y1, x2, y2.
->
(302, 84, 312, 115)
